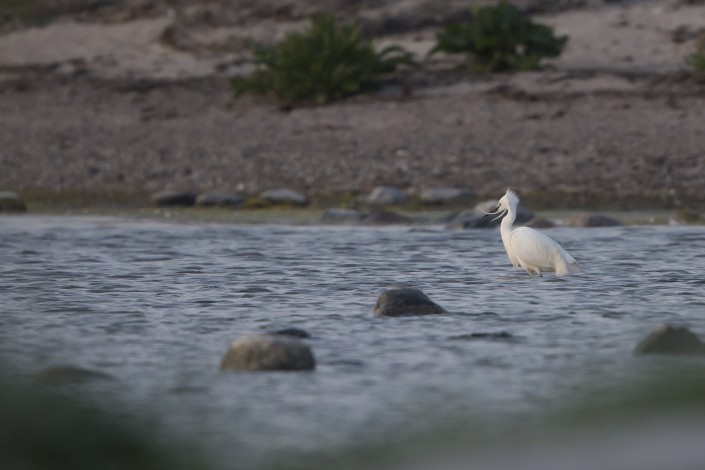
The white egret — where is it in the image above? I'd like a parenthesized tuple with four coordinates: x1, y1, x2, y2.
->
(486, 189, 581, 277)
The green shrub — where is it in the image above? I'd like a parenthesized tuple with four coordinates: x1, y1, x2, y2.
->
(430, 1, 567, 72)
(231, 14, 416, 106)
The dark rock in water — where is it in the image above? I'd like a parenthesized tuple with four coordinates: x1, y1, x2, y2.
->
(0, 191, 27, 212)
(373, 287, 446, 317)
(321, 208, 362, 223)
(220, 335, 315, 371)
(634, 324, 705, 355)
(195, 191, 244, 208)
(447, 199, 534, 229)
(419, 187, 475, 205)
(36, 365, 115, 385)
(525, 216, 556, 228)
(362, 210, 413, 225)
(260, 188, 308, 206)
(450, 331, 516, 341)
(366, 186, 408, 205)
(568, 213, 622, 227)
(268, 327, 311, 338)
(151, 190, 197, 207)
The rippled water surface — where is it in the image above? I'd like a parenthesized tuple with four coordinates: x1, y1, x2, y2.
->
(1, 216, 705, 468)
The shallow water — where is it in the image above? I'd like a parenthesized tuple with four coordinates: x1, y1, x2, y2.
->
(1, 216, 705, 468)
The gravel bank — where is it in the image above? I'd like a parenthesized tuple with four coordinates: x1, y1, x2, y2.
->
(1, 0, 704, 208)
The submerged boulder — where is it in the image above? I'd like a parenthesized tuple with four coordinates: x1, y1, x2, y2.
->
(36, 365, 115, 385)
(220, 335, 315, 371)
(568, 213, 621, 227)
(634, 324, 705, 355)
(373, 287, 446, 317)
(268, 327, 312, 339)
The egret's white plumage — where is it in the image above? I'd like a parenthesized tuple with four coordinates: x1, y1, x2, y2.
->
(489, 189, 581, 277)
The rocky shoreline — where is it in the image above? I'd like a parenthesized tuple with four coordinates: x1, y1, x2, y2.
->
(1, 0, 704, 211)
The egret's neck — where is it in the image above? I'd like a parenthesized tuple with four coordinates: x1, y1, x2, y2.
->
(500, 205, 516, 245)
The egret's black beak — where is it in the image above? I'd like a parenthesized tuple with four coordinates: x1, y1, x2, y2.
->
(483, 205, 501, 219)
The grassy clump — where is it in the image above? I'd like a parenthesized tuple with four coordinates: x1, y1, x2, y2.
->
(430, 1, 567, 72)
(231, 14, 416, 106)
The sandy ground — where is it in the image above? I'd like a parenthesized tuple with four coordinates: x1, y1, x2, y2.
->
(0, 0, 704, 207)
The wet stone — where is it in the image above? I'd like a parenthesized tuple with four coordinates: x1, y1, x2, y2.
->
(449, 331, 516, 341)
(260, 188, 308, 206)
(151, 190, 197, 206)
(373, 287, 446, 317)
(220, 335, 315, 371)
(195, 191, 244, 207)
(268, 327, 311, 339)
(366, 186, 408, 205)
(36, 365, 115, 385)
(634, 324, 705, 355)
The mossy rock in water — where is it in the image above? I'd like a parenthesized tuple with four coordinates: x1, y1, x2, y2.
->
(36, 365, 114, 385)
(373, 287, 447, 317)
(220, 335, 316, 371)
(0, 192, 27, 212)
(635, 324, 705, 355)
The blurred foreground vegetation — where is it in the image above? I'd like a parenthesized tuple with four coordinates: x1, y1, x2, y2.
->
(0, 376, 212, 470)
(4, 363, 705, 470)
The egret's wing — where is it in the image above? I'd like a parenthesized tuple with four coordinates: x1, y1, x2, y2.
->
(510, 227, 564, 270)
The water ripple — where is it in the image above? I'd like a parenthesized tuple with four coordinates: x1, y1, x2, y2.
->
(0, 216, 704, 469)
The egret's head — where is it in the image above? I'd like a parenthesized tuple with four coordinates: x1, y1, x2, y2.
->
(498, 189, 519, 211)
(483, 189, 519, 221)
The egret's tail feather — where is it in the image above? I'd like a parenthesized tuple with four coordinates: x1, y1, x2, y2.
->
(555, 259, 581, 276)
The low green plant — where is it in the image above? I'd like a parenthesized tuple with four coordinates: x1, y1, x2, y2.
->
(430, 1, 567, 72)
(231, 14, 416, 106)
(686, 46, 705, 75)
